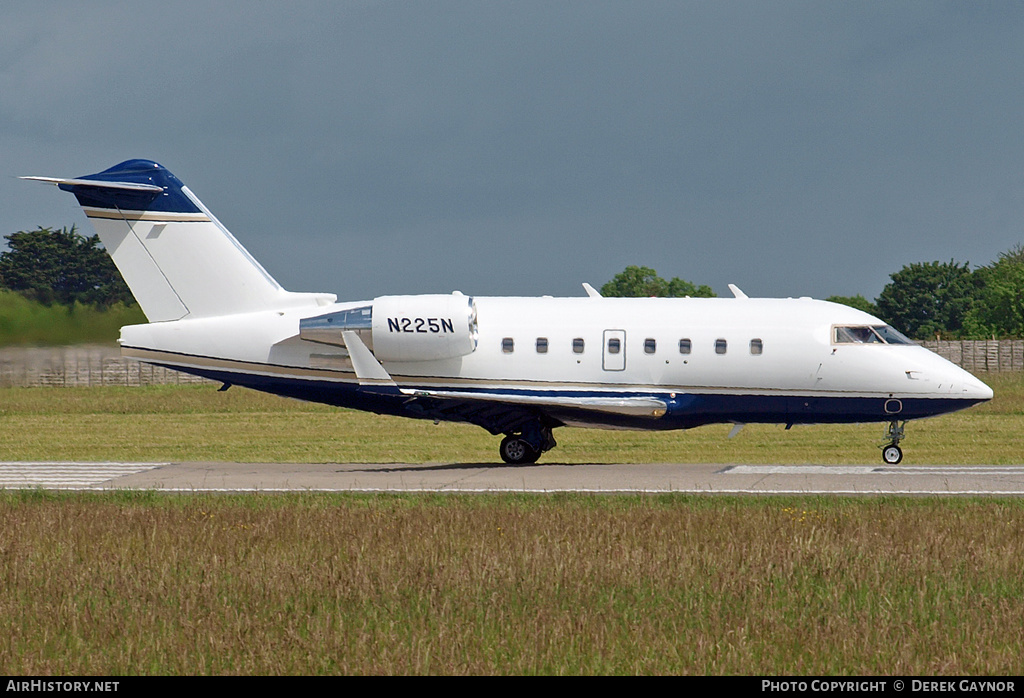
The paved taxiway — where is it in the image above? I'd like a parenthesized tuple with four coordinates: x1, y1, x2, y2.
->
(3, 461, 1024, 495)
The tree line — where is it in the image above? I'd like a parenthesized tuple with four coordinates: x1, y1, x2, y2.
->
(0, 226, 133, 308)
(1, 227, 1021, 340)
(824, 245, 1024, 339)
(602, 245, 1024, 340)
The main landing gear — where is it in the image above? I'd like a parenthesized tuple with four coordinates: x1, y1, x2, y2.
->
(499, 423, 557, 465)
(879, 420, 906, 465)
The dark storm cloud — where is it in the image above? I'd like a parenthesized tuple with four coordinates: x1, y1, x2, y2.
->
(3, 1, 1023, 301)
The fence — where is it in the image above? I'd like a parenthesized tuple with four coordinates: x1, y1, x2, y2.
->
(0, 340, 1020, 388)
(0, 345, 213, 388)
(920, 340, 1024, 373)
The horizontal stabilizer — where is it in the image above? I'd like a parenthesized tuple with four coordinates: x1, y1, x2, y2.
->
(19, 176, 164, 193)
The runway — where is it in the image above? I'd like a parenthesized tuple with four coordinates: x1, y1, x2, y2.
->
(3, 461, 1024, 495)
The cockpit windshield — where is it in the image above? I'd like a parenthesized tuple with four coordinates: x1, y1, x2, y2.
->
(871, 325, 914, 345)
(833, 325, 915, 345)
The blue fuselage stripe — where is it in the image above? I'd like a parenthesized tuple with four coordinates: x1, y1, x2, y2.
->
(164, 362, 985, 430)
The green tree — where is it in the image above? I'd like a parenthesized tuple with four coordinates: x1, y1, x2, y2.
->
(600, 265, 715, 298)
(963, 243, 1024, 338)
(0, 226, 134, 308)
(825, 294, 878, 316)
(875, 260, 978, 339)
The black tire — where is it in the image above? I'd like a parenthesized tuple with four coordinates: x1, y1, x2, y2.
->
(499, 436, 540, 464)
(882, 444, 903, 465)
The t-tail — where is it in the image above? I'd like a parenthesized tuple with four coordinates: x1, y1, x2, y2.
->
(22, 159, 335, 322)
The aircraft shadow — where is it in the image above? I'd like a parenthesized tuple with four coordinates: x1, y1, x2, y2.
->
(336, 461, 597, 473)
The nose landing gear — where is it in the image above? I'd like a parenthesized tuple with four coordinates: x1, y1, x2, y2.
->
(879, 420, 905, 465)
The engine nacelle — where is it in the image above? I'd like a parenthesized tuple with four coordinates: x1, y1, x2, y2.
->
(371, 294, 478, 362)
(299, 293, 478, 363)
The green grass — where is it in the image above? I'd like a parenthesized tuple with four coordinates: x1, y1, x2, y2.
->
(0, 373, 1021, 464)
(0, 290, 145, 346)
(0, 491, 1021, 674)
(0, 377, 1022, 674)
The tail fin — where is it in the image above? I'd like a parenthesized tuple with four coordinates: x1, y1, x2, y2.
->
(23, 160, 334, 322)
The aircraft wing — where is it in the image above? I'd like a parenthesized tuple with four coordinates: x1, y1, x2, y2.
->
(398, 387, 668, 418)
(341, 329, 667, 426)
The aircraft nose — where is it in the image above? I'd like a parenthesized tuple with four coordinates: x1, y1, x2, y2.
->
(900, 353, 994, 418)
(920, 352, 994, 404)
(942, 364, 993, 402)
(965, 378, 994, 402)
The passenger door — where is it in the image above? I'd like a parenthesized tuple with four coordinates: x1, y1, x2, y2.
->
(602, 329, 626, 371)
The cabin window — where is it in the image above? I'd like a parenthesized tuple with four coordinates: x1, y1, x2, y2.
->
(715, 338, 727, 355)
(644, 338, 657, 354)
(536, 337, 548, 353)
(750, 338, 763, 355)
(572, 338, 585, 354)
(607, 338, 621, 354)
(678, 339, 692, 355)
(502, 337, 514, 353)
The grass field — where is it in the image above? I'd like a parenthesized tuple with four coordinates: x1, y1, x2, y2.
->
(0, 374, 1021, 675)
(1, 491, 1022, 674)
(0, 372, 1021, 464)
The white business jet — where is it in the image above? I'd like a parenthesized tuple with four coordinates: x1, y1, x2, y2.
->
(24, 160, 993, 465)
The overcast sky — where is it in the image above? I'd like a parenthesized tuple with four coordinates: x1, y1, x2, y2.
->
(2, 1, 1023, 302)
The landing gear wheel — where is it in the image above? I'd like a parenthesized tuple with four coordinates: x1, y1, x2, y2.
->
(879, 420, 906, 465)
(499, 436, 540, 465)
(882, 444, 903, 465)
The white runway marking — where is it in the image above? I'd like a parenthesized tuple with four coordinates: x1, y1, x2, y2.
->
(111, 486, 1024, 496)
(0, 462, 164, 489)
(723, 465, 879, 475)
(1, 462, 1023, 496)
(721, 465, 1024, 475)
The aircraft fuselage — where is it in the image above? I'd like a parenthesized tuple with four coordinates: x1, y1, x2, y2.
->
(25, 159, 994, 464)
(118, 294, 992, 432)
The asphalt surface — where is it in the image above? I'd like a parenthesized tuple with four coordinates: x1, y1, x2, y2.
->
(3, 461, 1024, 495)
